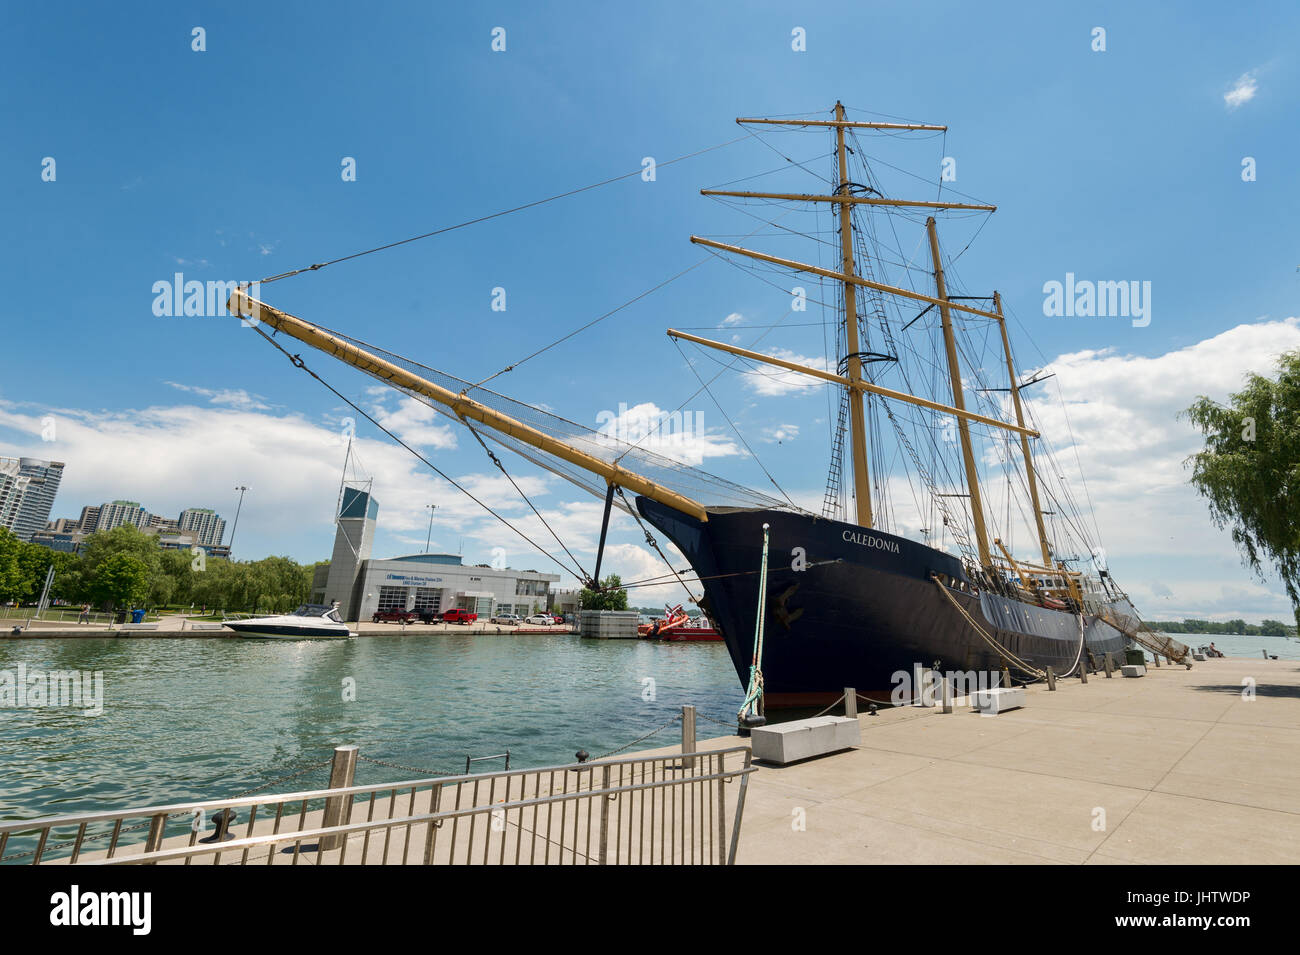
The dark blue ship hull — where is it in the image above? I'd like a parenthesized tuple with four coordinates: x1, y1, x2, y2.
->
(636, 498, 1128, 706)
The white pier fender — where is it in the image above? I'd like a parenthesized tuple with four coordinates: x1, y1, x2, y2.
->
(750, 715, 860, 765)
(971, 686, 1025, 714)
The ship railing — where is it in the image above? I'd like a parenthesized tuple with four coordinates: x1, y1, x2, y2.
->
(0, 746, 755, 866)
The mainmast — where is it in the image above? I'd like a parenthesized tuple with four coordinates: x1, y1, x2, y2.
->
(994, 291, 1052, 566)
(833, 101, 873, 527)
(926, 216, 991, 568)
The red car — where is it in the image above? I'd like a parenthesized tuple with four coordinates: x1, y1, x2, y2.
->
(440, 608, 478, 625)
(372, 609, 417, 623)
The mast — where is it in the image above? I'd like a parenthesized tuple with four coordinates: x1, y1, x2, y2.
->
(994, 291, 1052, 566)
(833, 101, 873, 527)
(926, 217, 991, 568)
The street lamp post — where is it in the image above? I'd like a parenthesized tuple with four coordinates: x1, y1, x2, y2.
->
(229, 485, 250, 555)
(424, 503, 437, 553)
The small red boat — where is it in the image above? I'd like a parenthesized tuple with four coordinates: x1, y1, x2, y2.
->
(639, 606, 724, 642)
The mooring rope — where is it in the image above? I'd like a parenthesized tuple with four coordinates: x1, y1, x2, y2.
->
(930, 575, 1044, 679)
(738, 523, 772, 723)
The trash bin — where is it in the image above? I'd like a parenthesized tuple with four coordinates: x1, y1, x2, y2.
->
(1124, 648, 1146, 667)
(130, 609, 146, 624)
(114, 611, 127, 624)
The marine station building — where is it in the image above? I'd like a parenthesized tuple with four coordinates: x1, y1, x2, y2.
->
(310, 488, 560, 622)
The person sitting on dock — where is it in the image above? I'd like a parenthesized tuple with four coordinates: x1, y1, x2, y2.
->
(1208, 642, 1224, 658)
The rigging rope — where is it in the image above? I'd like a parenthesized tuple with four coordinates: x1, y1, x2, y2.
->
(738, 523, 771, 723)
(613, 486, 698, 601)
(256, 135, 749, 286)
(457, 414, 591, 583)
(247, 323, 583, 580)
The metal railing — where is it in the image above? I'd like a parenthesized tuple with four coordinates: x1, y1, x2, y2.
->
(0, 746, 755, 866)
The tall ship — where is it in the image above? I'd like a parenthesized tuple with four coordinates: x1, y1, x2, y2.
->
(227, 103, 1187, 708)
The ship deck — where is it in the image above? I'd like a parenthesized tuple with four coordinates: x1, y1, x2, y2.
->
(639, 654, 1300, 864)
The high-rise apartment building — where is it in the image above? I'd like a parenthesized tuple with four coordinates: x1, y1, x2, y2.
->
(0, 458, 65, 541)
(178, 507, 226, 548)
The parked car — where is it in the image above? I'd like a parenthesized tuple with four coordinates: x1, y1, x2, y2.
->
(417, 609, 440, 624)
(524, 614, 552, 626)
(440, 608, 478, 625)
(372, 609, 417, 623)
(490, 613, 522, 625)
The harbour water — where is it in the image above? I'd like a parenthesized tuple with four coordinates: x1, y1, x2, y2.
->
(1168, 632, 1300, 661)
(0, 633, 742, 826)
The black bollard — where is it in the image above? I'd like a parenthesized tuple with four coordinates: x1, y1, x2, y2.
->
(198, 808, 237, 844)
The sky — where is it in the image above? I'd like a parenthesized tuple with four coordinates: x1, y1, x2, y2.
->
(1, 2, 1297, 620)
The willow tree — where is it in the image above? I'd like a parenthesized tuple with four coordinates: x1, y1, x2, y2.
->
(1183, 349, 1300, 629)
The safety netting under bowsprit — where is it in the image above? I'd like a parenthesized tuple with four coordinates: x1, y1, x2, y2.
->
(313, 324, 801, 515)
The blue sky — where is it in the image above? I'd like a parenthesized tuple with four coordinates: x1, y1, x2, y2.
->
(2, 2, 1297, 619)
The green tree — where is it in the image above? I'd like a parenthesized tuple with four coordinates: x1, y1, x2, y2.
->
(580, 574, 628, 611)
(91, 553, 150, 609)
(0, 528, 26, 603)
(1184, 350, 1300, 630)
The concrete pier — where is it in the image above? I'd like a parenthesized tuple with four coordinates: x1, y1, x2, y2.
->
(695, 655, 1300, 864)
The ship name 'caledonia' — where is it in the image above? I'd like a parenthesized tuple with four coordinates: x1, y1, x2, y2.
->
(841, 529, 901, 554)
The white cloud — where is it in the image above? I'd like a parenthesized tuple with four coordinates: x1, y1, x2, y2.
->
(719, 312, 744, 327)
(0, 398, 696, 605)
(591, 401, 742, 466)
(741, 349, 833, 396)
(367, 394, 459, 451)
(1224, 71, 1258, 110)
(763, 424, 800, 443)
(164, 381, 270, 411)
(1009, 318, 1300, 618)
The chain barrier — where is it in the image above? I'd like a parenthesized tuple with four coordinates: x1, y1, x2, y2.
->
(590, 713, 683, 762)
(356, 754, 463, 778)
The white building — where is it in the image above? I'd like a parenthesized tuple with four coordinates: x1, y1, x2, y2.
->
(88, 500, 151, 533)
(0, 457, 65, 541)
(308, 487, 560, 621)
(0, 458, 31, 534)
(178, 507, 227, 547)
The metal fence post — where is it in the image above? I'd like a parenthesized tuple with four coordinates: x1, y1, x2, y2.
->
(844, 688, 857, 719)
(682, 705, 696, 770)
(320, 744, 359, 851)
(597, 764, 612, 865)
(1046, 666, 1056, 691)
(143, 812, 168, 862)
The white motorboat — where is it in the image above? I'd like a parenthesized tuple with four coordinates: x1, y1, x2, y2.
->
(224, 603, 352, 639)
